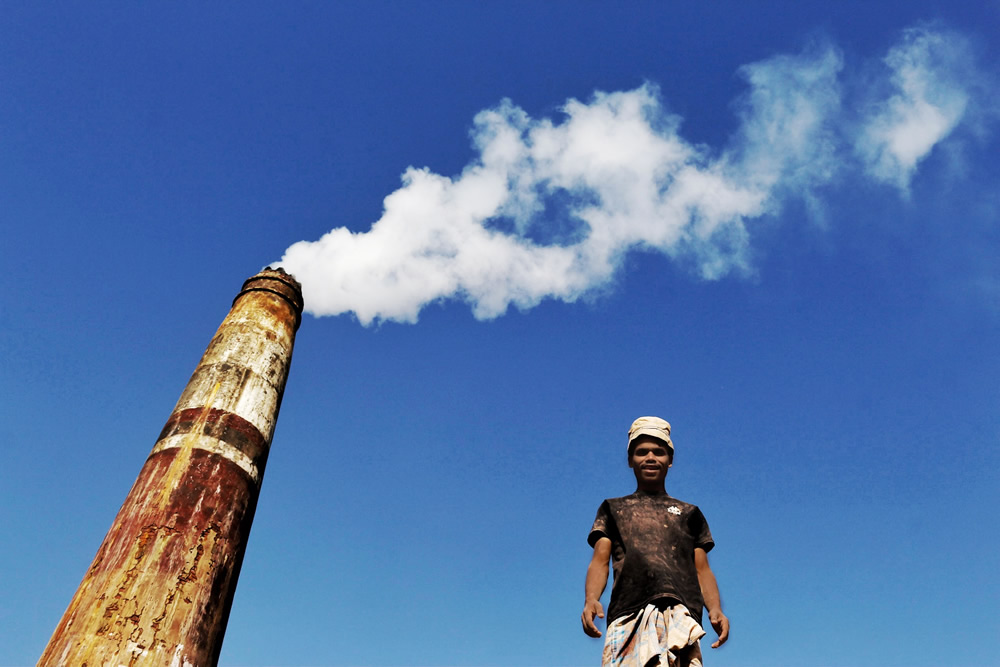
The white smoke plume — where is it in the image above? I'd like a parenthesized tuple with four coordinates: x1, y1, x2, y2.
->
(276, 27, 982, 325)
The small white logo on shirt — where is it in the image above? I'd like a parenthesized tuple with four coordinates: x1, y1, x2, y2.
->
(668, 506, 681, 515)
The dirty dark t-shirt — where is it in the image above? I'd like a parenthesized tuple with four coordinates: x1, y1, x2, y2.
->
(589, 491, 714, 626)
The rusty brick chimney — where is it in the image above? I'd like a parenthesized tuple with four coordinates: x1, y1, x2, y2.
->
(40, 268, 303, 666)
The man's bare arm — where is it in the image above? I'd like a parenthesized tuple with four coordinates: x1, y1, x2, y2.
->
(581, 537, 611, 637)
(694, 547, 729, 648)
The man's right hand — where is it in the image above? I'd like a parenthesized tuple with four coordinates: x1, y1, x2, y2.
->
(581, 599, 605, 637)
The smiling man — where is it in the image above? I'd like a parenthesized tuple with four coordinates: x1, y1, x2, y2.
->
(581, 417, 729, 667)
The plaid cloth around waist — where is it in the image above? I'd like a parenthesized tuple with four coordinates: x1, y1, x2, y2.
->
(602, 602, 705, 667)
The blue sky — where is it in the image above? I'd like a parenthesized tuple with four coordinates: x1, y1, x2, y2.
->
(2, 3, 999, 666)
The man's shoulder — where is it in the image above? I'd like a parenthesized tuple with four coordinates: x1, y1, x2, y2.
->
(594, 493, 638, 508)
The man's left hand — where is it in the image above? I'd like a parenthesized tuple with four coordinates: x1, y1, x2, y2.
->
(709, 609, 729, 648)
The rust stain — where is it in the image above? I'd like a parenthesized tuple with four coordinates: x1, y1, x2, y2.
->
(157, 406, 268, 463)
(157, 382, 221, 509)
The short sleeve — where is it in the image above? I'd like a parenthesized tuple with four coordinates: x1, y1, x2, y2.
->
(588, 500, 612, 547)
(689, 506, 714, 553)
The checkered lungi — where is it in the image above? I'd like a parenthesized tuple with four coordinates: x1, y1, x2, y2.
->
(602, 602, 705, 667)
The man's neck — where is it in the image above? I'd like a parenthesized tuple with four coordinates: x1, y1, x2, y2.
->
(634, 483, 667, 495)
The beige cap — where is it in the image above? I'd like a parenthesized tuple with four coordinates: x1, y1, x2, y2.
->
(627, 416, 673, 451)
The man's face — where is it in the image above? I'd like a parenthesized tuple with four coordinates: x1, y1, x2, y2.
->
(628, 437, 672, 486)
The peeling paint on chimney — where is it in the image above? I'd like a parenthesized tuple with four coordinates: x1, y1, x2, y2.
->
(40, 268, 303, 667)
